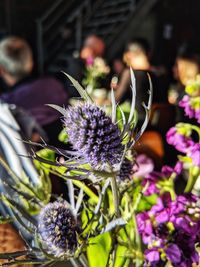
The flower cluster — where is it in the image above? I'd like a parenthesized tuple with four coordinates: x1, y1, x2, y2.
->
(166, 126, 193, 154)
(140, 161, 183, 196)
(83, 57, 110, 92)
(179, 95, 200, 123)
(179, 75, 200, 123)
(166, 124, 200, 167)
(64, 104, 123, 168)
(38, 200, 79, 257)
(1, 71, 199, 267)
(137, 194, 200, 266)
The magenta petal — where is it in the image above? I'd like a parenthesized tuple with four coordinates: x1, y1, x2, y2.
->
(166, 244, 181, 263)
(155, 210, 170, 224)
(145, 249, 160, 263)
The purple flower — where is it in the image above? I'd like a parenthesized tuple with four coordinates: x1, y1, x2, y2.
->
(145, 248, 160, 264)
(169, 195, 187, 217)
(137, 193, 200, 266)
(64, 104, 123, 168)
(195, 108, 200, 123)
(166, 127, 194, 153)
(161, 161, 183, 177)
(136, 212, 153, 244)
(38, 200, 79, 257)
(174, 216, 198, 235)
(149, 197, 170, 224)
(133, 154, 154, 178)
(179, 95, 195, 119)
(188, 143, 200, 166)
(179, 95, 200, 123)
(174, 231, 199, 266)
(165, 244, 181, 264)
(85, 56, 94, 66)
(141, 172, 160, 196)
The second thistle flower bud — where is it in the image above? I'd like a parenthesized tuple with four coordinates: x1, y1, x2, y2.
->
(38, 201, 79, 257)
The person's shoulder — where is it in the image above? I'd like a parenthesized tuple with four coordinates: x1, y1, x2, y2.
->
(120, 68, 131, 80)
(29, 75, 66, 91)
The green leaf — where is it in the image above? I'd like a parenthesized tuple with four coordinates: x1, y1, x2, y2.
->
(58, 128, 68, 143)
(114, 245, 129, 267)
(62, 72, 93, 103)
(178, 155, 192, 164)
(87, 232, 111, 267)
(136, 194, 158, 212)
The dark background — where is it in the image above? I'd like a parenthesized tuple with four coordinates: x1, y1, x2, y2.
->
(0, 0, 200, 73)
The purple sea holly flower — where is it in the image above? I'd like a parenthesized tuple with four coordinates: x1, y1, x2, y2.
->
(64, 104, 123, 168)
(38, 200, 80, 257)
(117, 157, 134, 181)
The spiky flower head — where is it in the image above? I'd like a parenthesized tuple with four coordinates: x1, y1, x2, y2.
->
(117, 158, 134, 181)
(64, 104, 123, 168)
(38, 200, 79, 257)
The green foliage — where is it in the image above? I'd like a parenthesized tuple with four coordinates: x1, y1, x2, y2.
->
(0, 72, 155, 267)
(87, 233, 111, 267)
(136, 194, 158, 212)
(58, 128, 68, 143)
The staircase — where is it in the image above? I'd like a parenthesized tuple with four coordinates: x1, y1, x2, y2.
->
(36, 0, 159, 74)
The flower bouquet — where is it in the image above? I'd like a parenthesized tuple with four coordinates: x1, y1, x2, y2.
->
(82, 57, 110, 104)
(0, 70, 199, 267)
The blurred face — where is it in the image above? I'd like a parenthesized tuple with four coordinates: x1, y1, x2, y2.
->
(123, 51, 150, 70)
(80, 47, 94, 61)
(84, 36, 105, 57)
(175, 58, 199, 86)
(113, 59, 124, 74)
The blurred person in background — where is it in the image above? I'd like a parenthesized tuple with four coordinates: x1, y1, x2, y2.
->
(114, 38, 169, 122)
(80, 34, 105, 63)
(169, 43, 200, 104)
(169, 44, 200, 123)
(110, 57, 125, 90)
(80, 34, 111, 92)
(57, 34, 107, 99)
(0, 36, 68, 146)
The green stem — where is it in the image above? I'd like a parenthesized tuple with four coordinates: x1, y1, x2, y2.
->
(110, 175, 120, 217)
(70, 258, 81, 267)
(184, 167, 199, 193)
(111, 244, 117, 267)
(72, 180, 99, 204)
